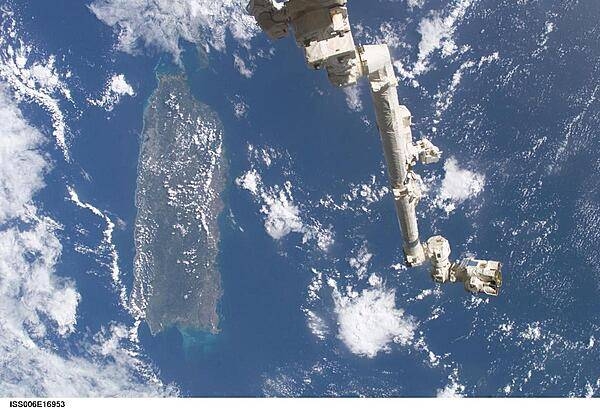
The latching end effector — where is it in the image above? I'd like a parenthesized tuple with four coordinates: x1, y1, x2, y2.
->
(454, 258, 502, 296)
(424, 236, 503, 296)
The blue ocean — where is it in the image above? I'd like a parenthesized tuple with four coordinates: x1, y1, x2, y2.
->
(2, 0, 600, 397)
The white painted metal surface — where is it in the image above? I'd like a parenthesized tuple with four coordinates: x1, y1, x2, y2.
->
(247, 0, 502, 296)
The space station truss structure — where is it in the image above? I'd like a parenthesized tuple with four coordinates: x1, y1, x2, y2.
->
(247, 0, 502, 296)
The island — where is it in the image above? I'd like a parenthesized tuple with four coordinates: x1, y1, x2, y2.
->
(131, 73, 225, 335)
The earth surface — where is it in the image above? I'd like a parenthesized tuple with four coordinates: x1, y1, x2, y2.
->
(0, 0, 599, 397)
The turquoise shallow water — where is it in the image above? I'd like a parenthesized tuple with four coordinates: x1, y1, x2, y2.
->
(180, 328, 219, 356)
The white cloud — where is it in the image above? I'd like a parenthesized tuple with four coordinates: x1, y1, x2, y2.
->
(354, 21, 408, 50)
(237, 168, 261, 195)
(89, 0, 260, 61)
(520, 322, 542, 341)
(407, 0, 426, 8)
(331, 280, 416, 358)
(89, 74, 135, 111)
(357, 1, 474, 83)
(415, 0, 474, 75)
(67, 187, 129, 309)
(387, 0, 475, 79)
(348, 243, 373, 279)
(0, 95, 50, 223)
(437, 380, 465, 397)
(418, 14, 452, 60)
(231, 94, 249, 118)
(437, 369, 466, 397)
(0, 8, 72, 160)
(262, 181, 304, 240)
(237, 169, 303, 239)
(0, 85, 173, 396)
(319, 175, 389, 215)
(538, 21, 555, 49)
(303, 308, 329, 340)
(307, 268, 324, 302)
(343, 85, 363, 112)
(301, 220, 334, 252)
(1, 320, 176, 397)
(234, 53, 254, 78)
(0, 216, 78, 338)
(383, 0, 425, 7)
(236, 146, 335, 249)
(434, 157, 485, 214)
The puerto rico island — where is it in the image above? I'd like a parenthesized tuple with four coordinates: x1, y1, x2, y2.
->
(132, 73, 225, 335)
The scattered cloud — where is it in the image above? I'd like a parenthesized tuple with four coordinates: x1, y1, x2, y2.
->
(330, 278, 416, 358)
(88, 74, 135, 111)
(437, 369, 466, 397)
(354, 21, 409, 50)
(383, 0, 426, 7)
(237, 169, 304, 240)
(231, 95, 249, 118)
(407, 0, 426, 8)
(0, 93, 50, 223)
(67, 187, 129, 309)
(380, 0, 476, 83)
(303, 308, 329, 340)
(520, 322, 542, 341)
(262, 181, 304, 240)
(236, 145, 335, 250)
(0, 7, 72, 160)
(318, 175, 389, 215)
(89, 0, 259, 61)
(234, 53, 254, 78)
(343, 85, 363, 112)
(434, 157, 485, 214)
(348, 243, 373, 279)
(415, 0, 474, 75)
(433, 52, 499, 125)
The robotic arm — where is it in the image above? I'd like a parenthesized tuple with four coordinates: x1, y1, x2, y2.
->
(247, 0, 503, 296)
(246, 0, 289, 39)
